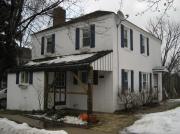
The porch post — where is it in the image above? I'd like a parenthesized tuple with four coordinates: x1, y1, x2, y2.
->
(87, 66, 93, 114)
(44, 71, 48, 111)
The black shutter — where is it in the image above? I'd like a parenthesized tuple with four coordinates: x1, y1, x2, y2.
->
(150, 73, 152, 92)
(29, 72, 33, 84)
(130, 29, 133, 51)
(139, 71, 142, 92)
(90, 24, 95, 48)
(41, 37, 44, 55)
(121, 69, 125, 91)
(121, 24, 124, 48)
(16, 72, 19, 84)
(73, 71, 78, 85)
(147, 38, 149, 56)
(140, 34, 143, 54)
(75, 28, 80, 50)
(131, 70, 134, 92)
(52, 34, 55, 53)
(93, 70, 98, 85)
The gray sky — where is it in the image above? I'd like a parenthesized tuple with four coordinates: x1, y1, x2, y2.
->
(81, 0, 180, 30)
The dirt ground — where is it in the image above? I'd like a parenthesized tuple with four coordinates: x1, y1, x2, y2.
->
(0, 99, 180, 134)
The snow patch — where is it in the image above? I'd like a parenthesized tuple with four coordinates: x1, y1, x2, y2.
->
(121, 107, 180, 134)
(26, 53, 95, 66)
(0, 118, 67, 134)
(60, 116, 87, 125)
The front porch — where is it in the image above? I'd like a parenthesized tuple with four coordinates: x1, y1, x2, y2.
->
(44, 69, 113, 113)
(13, 50, 113, 113)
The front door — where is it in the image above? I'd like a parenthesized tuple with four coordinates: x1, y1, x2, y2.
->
(54, 72, 66, 105)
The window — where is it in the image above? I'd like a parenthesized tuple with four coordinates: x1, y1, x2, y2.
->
(55, 72, 66, 87)
(142, 73, 148, 90)
(82, 27, 91, 47)
(141, 36, 146, 54)
(124, 28, 128, 48)
(140, 35, 149, 56)
(46, 36, 53, 53)
(124, 71, 128, 90)
(81, 71, 88, 84)
(21, 72, 29, 84)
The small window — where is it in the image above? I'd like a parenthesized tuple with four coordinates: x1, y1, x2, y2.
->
(21, 72, 29, 84)
(82, 27, 91, 47)
(46, 36, 53, 53)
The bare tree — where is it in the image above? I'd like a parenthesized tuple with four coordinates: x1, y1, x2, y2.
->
(0, 0, 84, 79)
(147, 18, 180, 73)
(136, 0, 176, 16)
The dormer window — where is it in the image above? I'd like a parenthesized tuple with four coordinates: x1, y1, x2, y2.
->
(82, 27, 91, 47)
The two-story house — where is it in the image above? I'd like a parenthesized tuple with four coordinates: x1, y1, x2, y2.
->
(7, 7, 164, 113)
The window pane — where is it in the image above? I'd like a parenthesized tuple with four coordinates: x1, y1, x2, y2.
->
(83, 28, 90, 47)
(124, 71, 128, 89)
(47, 37, 53, 53)
(124, 29, 128, 47)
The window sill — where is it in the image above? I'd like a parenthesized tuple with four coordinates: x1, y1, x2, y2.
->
(19, 84, 29, 89)
(142, 53, 148, 57)
(123, 47, 131, 52)
(80, 47, 90, 52)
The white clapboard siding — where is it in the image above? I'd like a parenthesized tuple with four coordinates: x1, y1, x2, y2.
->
(91, 52, 113, 71)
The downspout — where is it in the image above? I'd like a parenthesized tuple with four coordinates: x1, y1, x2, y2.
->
(115, 12, 128, 96)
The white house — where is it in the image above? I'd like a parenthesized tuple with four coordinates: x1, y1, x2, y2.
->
(7, 8, 164, 113)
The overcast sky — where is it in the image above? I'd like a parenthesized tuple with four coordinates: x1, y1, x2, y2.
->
(80, 0, 180, 30)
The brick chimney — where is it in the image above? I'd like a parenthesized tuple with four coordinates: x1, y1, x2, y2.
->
(53, 7, 66, 26)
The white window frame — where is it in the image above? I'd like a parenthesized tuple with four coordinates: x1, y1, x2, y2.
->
(142, 73, 149, 90)
(45, 35, 53, 54)
(141, 35, 148, 56)
(20, 71, 29, 84)
(123, 27, 130, 49)
(123, 69, 131, 90)
(81, 27, 91, 48)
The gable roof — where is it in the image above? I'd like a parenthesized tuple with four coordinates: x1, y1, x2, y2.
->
(33, 10, 161, 42)
(34, 10, 113, 35)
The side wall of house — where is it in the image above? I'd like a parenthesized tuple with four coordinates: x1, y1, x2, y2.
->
(7, 72, 44, 111)
(31, 14, 114, 60)
(111, 17, 162, 111)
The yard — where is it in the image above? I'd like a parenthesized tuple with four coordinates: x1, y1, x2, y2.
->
(0, 99, 180, 134)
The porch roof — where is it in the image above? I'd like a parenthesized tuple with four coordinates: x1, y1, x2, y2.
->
(153, 66, 168, 72)
(9, 50, 112, 72)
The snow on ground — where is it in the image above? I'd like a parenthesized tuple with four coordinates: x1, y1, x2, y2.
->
(31, 114, 87, 125)
(121, 107, 180, 134)
(0, 118, 67, 134)
(60, 116, 87, 125)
